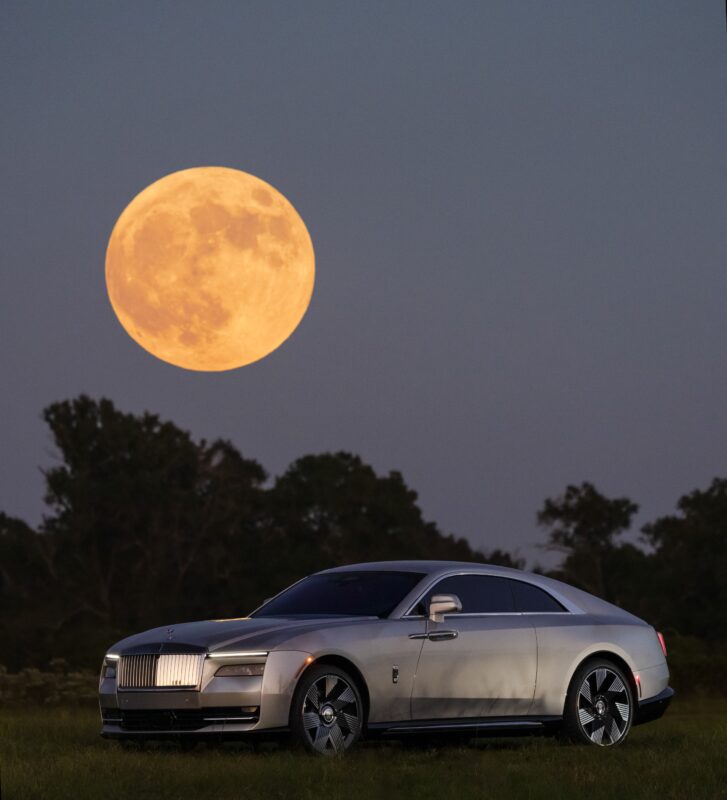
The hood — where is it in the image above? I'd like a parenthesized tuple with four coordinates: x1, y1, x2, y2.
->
(109, 615, 373, 655)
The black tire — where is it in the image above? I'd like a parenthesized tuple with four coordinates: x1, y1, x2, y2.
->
(562, 659, 634, 747)
(290, 664, 364, 756)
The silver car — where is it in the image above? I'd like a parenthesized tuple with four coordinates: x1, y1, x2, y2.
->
(99, 561, 673, 754)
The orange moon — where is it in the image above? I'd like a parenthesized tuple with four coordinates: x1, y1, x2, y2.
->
(105, 167, 315, 371)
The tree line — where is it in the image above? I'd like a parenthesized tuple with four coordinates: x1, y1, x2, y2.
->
(0, 395, 724, 670)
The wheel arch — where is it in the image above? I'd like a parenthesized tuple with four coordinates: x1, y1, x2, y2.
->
(292, 654, 371, 726)
(564, 650, 639, 712)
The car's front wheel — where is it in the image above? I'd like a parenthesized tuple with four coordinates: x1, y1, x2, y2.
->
(290, 664, 364, 756)
(562, 659, 634, 746)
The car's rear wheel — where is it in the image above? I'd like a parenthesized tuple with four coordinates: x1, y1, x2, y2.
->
(290, 664, 364, 756)
(562, 659, 634, 746)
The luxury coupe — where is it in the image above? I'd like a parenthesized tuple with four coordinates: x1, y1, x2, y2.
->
(99, 561, 673, 754)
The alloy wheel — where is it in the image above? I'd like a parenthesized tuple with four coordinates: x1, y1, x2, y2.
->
(577, 667, 631, 746)
(300, 673, 361, 755)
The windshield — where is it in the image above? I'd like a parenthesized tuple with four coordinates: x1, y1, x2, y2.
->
(252, 571, 425, 619)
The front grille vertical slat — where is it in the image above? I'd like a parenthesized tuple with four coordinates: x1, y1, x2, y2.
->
(119, 653, 204, 689)
(156, 654, 204, 687)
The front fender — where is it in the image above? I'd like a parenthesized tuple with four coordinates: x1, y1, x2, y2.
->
(256, 650, 312, 730)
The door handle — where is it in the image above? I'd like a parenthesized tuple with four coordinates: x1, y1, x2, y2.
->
(427, 630, 458, 642)
(408, 630, 459, 641)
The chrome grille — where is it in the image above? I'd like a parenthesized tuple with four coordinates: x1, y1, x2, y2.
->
(118, 653, 204, 689)
(118, 654, 156, 688)
(156, 654, 204, 687)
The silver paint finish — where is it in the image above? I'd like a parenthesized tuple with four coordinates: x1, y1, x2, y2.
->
(99, 560, 671, 737)
(412, 614, 536, 718)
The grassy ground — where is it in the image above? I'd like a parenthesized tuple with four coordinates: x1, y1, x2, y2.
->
(1, 698, 725, 800)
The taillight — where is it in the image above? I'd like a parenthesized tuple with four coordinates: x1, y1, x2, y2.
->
(657, 631, 667, 657)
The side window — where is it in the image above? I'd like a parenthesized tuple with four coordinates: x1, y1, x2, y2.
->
(510, 580, 566, 612)
(425, 575, 515, 613)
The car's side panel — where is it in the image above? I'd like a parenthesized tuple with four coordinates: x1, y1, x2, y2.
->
(531, 615, 669, 716)
(411, 615, 537, 719)
(276, 618, 427, 724)
(257, 650, 314, 730)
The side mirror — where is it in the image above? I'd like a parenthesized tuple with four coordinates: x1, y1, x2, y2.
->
(428, 594, 462, 623)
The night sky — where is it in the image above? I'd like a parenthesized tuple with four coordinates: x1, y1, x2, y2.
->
(1, 2, 725, 565)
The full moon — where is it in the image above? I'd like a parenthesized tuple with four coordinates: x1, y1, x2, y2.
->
(105, 167, 315, 371)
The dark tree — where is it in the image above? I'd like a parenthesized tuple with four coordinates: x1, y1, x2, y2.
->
(0, 397, 521, 669)
(39, 396, 267, 664)
(642, 478, 727, 640)
(0, 513, 56, 669)
(265, 452, 518, 593)
(538, 482, 639, 602)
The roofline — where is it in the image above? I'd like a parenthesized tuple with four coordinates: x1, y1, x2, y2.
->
(317, 560, 529, 578)
(316, 560, 586, 616)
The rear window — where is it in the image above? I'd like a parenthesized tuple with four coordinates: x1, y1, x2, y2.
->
(510, 580, 566, 612)
(413, 574, 567, 615)
(424, 575, 516, 613)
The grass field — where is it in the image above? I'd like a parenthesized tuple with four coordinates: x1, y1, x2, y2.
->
(1, 699, 725, 800)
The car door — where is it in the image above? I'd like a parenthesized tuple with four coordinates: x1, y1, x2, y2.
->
(410, 574, 536, 720)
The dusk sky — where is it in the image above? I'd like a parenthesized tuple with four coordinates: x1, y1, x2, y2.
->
(1, 2, 725, 565)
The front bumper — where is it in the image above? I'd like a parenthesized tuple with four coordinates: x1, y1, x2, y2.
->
(100, 705, 263, 739)
(634, 686, 674, 726)
(100, 650, 309, 737)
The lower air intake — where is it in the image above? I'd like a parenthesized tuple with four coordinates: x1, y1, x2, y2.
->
(102, 707, 260, 731)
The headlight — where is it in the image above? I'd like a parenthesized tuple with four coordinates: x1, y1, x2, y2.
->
(215, 663, 265, 677)
(100, 653, 119, 681)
